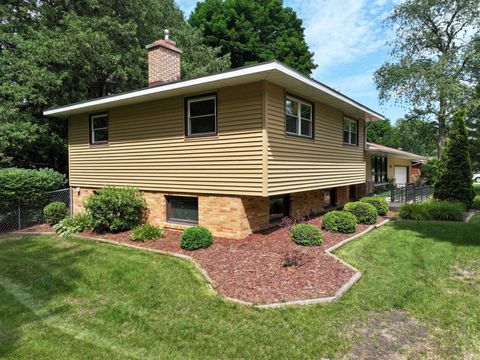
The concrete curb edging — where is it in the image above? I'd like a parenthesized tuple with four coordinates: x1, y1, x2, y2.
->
(465, 210, 478, 223)
(13, 219, 391, 309)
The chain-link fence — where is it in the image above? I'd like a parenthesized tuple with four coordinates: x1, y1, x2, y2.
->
(0, 188, 71, 234)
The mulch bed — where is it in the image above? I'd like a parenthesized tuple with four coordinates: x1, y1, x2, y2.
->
(79, 215, 387, 304)
(17, 224, 54, 233)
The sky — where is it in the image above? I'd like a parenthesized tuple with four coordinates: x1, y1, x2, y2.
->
(176, 0, 408, 122)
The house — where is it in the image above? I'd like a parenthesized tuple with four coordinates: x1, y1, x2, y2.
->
(44, 35, 384, 239)
(365, 142, 428, 191)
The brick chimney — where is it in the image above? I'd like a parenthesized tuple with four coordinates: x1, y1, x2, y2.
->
(145, 30, 182, 86)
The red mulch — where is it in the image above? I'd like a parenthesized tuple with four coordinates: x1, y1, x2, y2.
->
(17, 223, 54, 233)
(80, 215, 387, 304)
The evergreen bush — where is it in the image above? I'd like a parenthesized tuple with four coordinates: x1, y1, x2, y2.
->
(322, 211, 357, 234)
(360, 196, 388, 216)
(291, 224, 323, 246)
(344, 202, 378, 224)
(180, 226, 213, 250)
(43, 201, 67, 225)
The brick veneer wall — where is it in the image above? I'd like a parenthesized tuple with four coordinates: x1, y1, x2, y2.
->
(72, 183, 366, 240)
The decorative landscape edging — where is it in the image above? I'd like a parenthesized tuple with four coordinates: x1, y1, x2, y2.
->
(465, 210, 478, 223)
(13, 219, 391, 308)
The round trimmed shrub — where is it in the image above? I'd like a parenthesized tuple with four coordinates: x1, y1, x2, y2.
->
(473, 195, 480, 210)
(291, 224, 323, 246)
(131, 224, 164, 242)
(180, 226, 213, 250)
(360, 196, 388, 216)
(322, 210, 357, 234)
(84, 186, 146, 232)
(344, 201, 378, 225)
(43, 201, 67, 225)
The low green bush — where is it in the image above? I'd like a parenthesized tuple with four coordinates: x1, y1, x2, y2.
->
(291, 224, 323, 246)
(43, 201, 67, 225)
(360, 196, 388, 216)
(473, 195, 480, 210)
(399, 200, 466, 222)
(322, 210, 357, 234)
(344, 202, 378, 225)
(398, 203, 430, 220)
(131, 224, 164, 242)
(53, 212, 92, 237)
(180, 226, 213, 250)
(0, 168, 67, 207)
(84, 186, 146, 233)
(425, 200, 465, 222)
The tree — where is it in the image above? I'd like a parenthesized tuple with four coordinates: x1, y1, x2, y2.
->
(395, 118, 437, 156)
(366, 119, 398, 147)
(0, 0, 230, 172)
(434, 109, 475, 206)
(374, 0, 480, 155)
(189, 0, 316, 75)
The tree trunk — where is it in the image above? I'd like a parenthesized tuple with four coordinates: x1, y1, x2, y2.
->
(437, 97, 447, 157)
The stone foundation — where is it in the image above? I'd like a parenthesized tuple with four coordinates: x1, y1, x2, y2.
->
(71, 183, 366, 239)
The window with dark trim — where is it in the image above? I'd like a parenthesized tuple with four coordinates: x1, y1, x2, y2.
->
(285, 95, 313, 138)
(371, 155, 388, 183)
(269, 195, 290, 223)
(90, 113, 108, 144)
(166, 196, 198, 225)
(343, 116, 358, 145)
(185, 94, 217, 137)
(324, 188, 337, 208)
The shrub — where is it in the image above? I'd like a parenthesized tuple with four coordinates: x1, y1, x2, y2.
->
(322, 210, 357, 234)
(420, 159, 440, 185)
(434, 110, 475, 207)
(180, 226, 213, 250)
(0, 168, 67, 207)
(84, 186, 146, 232)
(344, 202, 378, 225)
(53, 212, 92, 237)
(399, 200, 466, 222)
(43, 201, 67, 225)
(424, 200, 465, 222)
(291, 224, 323, 246)
(130, 224, 164, 242)
(398, 203, 430, 220)
(360, 196, 388, 216)
(473, 195, 480, 210)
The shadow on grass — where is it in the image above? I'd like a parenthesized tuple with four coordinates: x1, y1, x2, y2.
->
(388, 217, 480, 247)
(0, 234, 92, 357)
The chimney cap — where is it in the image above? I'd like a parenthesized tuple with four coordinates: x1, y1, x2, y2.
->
(145, 35, 182, 53)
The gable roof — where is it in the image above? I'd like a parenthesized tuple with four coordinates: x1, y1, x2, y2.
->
(44, 60, 384, 121)
(366, 142, 428, 162)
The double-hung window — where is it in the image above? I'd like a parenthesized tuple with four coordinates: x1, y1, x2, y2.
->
(285, 96, 313, 138)
(90, 113, 108, 144)
(186, 94, 217, 137)
(343, 117, 358, 146)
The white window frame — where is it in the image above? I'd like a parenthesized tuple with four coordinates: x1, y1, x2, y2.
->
(90, 113, 108, 144)
(186, 94, 217, 137)
(285, 95, 313, 138)
(343, 116, 358, 146)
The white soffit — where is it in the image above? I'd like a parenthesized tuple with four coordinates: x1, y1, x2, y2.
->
(44, 62, 384, 121)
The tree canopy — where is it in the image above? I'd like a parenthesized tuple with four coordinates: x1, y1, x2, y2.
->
(189, 0, 316, 75)
(374, 0, 480, 154)
(0, 0, 230, 172)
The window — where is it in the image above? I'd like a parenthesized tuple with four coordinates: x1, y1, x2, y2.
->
(343, 117, 358, 145)
(166, 196, 198, 225)
(186, 94, 217, 137)
(371, 156, 388, 183)
(349, 185, 357, 202)
(269, 195, 290, 223)
(90, 113, 108, 144)
(285, 95, 313, 138)
(324, 188, 337, 208)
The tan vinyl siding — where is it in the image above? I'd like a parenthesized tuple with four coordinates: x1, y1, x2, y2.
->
(265, 82, 366, 195)
(68, 82, 264, 196)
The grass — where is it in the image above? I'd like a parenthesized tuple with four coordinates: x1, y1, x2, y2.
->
(1, 216, 480, 359)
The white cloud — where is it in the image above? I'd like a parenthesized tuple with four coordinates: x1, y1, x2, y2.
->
(286, 0, 393, 76)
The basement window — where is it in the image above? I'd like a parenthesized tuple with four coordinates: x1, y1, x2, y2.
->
(186, 94, 217, 137)
(285, 95, 313, 138)
(324, 189, 337, 209)
(269, 195, 290, 223)
(343, 116, 358, 146)
(166, 196, 198, 225)
(90, 113, 108, 144)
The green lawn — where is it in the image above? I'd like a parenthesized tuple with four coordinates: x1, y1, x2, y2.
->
(1, 217, 479, 359)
